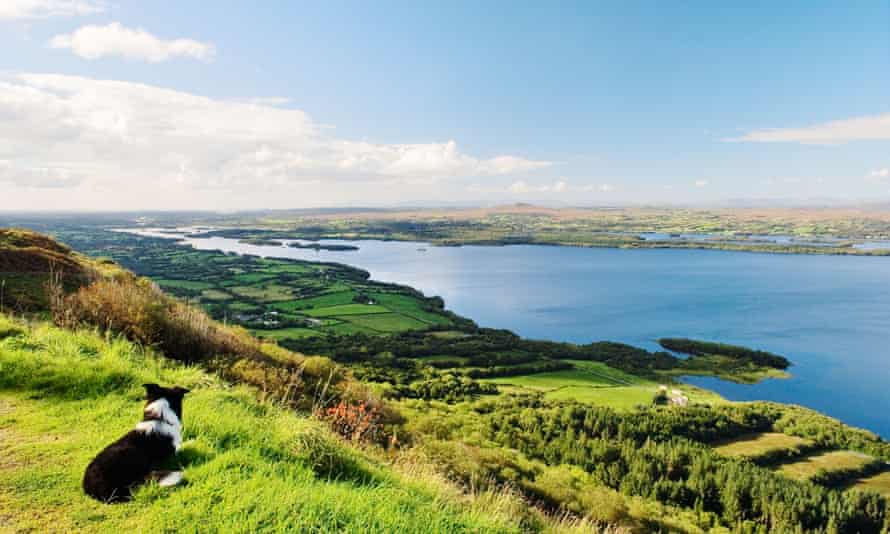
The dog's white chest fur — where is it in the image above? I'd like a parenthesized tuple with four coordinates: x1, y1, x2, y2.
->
(135, 398, 183, 451)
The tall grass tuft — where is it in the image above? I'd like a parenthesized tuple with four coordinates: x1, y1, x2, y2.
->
(55, 277, 260, 364)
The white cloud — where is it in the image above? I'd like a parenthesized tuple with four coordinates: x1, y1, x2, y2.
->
(0, 73, 549, 196)
(49, 22, 216, 62)
(507, 179, 571, 194)
(727, 113, 890, 144)
(0, 160, 82, 188)
(0, 0, 102, 20)
(869, 168, 889, 180)
(578, 184, 614, 192)
(695, 180, 709, 187)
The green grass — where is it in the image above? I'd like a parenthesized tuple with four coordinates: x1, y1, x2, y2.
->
(368, 293, 452, 326)
(251, 327, 325, 340)
(229, 284, 294, 302)
(485, 369, 624, 390)
(303, 304, 391, 317)
(850, 471, 890, 497)
(564, 360, 651, 385)
(155, 279, 214, 291)
(776, 451, 875, 481)
(263, 263, 314, 274)
(321, 322, 381, 336)
(232, 272, 277, 284)
(0, 314, 24, 340)
(544, 386, 658, 410)
(713, 433, 812, 460)
(273, 291, 357, 311)
(342, 313, 429, 333)
(483, 362, 724, 411)
(0, 315, 527, 533)
(482, 361, 647, 391)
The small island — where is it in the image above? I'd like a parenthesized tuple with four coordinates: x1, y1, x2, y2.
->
(658, 337, 791, 384)
(239, 238, 284, 246)
(288, 241, 359, 251)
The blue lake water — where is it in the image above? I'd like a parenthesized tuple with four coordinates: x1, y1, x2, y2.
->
(129, 230, 890, 437)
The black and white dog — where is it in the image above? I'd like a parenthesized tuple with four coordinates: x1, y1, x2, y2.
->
(83, 383, 189, 502)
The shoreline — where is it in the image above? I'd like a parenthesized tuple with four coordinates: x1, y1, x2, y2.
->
(109, 227, 887, 438)
(183, 226, 890, 257)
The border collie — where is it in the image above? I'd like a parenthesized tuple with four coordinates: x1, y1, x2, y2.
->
(83, 383, 190, 502)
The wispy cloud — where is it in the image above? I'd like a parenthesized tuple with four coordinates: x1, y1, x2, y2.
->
(726, 113, 890, 145)
(868, 168, 889, 181)
(0, 73, 550, 195)
(497, 180, 614, 194)
(49, 22, 216, 62)
(579, 183, 614, 192)
(0, 0, 102, 20)
(694, 179, 709, 187)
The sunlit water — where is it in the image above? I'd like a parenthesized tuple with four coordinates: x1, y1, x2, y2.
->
(123, 229, 890, 437)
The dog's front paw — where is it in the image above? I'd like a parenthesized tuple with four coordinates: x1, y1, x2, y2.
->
(149, 470, 184, 487)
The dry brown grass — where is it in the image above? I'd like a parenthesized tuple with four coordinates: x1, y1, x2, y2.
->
(50, 274, 395, 440)
(57, 277, 259, 364)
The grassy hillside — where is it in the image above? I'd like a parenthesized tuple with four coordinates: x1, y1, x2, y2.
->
(0, 228, 104, 312)
(0, 315, 619, 533)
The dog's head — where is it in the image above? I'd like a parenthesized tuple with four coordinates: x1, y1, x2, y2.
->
(143, 383, 190, 420)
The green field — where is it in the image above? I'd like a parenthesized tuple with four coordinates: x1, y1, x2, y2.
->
(369, 292, 453, 325)
(776, 451, 875, 480)
(483, 361, 724, 410)
(274, 290, 358, 311)
(343, 313, 430, 333)
(155, 278, 214, 290)
(232, 272, 277, 284)
(251, 327, 324, 340)
(544, 385, 658, 410)
(229, 284, 295, 302)
(486, 369, 625, 390)
(323, 322, 381, 335)
(304, 303, 391, 317)
(713, 432, 812, 459)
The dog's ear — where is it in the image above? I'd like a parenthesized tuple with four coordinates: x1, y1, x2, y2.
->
(173, 386, 190, 396)
(143, 383, 162, 396)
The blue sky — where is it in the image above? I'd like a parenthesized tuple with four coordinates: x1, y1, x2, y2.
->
(1, 1, 889, 210)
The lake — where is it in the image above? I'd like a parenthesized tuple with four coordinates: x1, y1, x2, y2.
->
(126, 229, 890, 437)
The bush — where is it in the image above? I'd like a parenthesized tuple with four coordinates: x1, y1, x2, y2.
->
(56, 278, 260, 364)
(320, 400, 385, 444)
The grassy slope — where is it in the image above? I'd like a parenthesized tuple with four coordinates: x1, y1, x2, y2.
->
(852, 472, 890, 497)
(0, 316, 533, 534)
(713, 432, 812, 459)
(776, 451, 876, 481)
